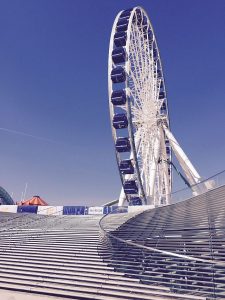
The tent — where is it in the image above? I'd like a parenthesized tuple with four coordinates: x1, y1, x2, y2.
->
(17, 195, 48, 206)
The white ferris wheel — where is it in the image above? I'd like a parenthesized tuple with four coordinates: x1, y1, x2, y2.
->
(108, 7, 209, 207)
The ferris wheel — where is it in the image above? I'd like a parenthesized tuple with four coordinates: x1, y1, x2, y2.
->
(108, 7, 207, 207)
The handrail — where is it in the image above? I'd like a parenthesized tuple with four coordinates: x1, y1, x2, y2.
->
(99, 204, 225, 267)
(173, 169, 225, 194)
(170, 168, 225, 203)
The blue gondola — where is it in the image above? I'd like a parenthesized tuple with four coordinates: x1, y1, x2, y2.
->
(159, 91, 165, 99)
(166, 146, 170, 154)
(113, 114, 128, 129)
(134, 9, 142, 25)
(114, 31, 127, 47)
(142, 16, 148, 26)
(112, 47, 127, 64)
(130, 197, 142, 205)
(153, 48, 158, 60)
(115, 137, 131, 152)
(120, 8, 133, 20)
(148, 30, 153, 41)
(116, 18, 129, 32)
(119, 159, 134, 174)
(111, 67, 126, 83)
(111, 90, 127, 105)
(124, 180, 138, 194)
(161, 101, 167, 110)
(157, 69, 162, 78)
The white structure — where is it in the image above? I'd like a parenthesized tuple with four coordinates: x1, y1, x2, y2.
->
(108, 7, 208, 207)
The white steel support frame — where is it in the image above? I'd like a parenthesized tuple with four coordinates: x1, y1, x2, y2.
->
(159, 126, 171, 204)
(163, 125, 201, 186)
(163, 125, 210, 194)
(109, 7, 206, 206)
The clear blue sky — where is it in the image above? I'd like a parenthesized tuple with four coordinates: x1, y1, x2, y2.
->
(0, 0, 224, 205)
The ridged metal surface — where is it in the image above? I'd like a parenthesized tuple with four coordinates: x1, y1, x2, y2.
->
(0, 211, 193, 299)
(100, 185, 225, 299)
(1, 185, 224, 299)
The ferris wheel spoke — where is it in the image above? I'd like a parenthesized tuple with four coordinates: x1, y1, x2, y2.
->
(129, 72, 143, 102)
(129, 89, 143, 111)
(129, 63, 144, 97)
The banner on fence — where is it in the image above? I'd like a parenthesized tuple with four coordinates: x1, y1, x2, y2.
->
(63, 206, 87, 215)
(0, 204, 147, 215)
(0, 205, 18, 213)
(88, 206, 104, 215)
(17, 205, 38, 214)
(37, 206, 63, 215)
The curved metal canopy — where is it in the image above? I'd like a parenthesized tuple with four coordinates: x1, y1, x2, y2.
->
(0, 186, 14, 205)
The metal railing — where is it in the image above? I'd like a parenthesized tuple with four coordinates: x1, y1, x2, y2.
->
(170, 169, 225, 204)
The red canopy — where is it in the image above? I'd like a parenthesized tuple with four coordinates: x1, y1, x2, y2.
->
(18, 195, 48, 206)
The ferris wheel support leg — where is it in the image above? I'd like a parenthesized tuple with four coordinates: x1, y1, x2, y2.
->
(149, 136, 160, 203)
(159, 127, 171, 204)
(163, 172, 170, 204)
(118, 188, 126, 206)
(163, 125, 206, 194)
